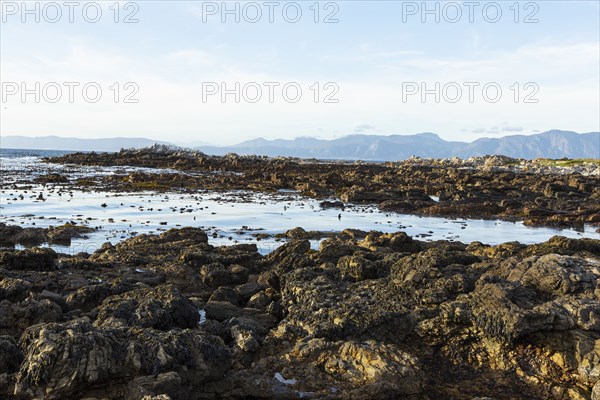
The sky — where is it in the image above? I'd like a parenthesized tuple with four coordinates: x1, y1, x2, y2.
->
(1, 0, 599, 146)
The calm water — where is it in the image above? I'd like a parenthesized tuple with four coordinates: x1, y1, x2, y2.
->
(1, 149, 598, 254)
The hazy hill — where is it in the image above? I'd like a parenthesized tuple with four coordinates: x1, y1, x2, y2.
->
(197, 130, 599, 160)
(0, 136, 169, 152)
(2, 131, 598, 160)
(457, 131, 599, 159)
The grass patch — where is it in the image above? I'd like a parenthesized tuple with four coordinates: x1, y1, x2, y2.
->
(536, 158, 600, 167)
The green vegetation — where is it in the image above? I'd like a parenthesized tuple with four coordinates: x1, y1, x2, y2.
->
(536, 158, 600, 167)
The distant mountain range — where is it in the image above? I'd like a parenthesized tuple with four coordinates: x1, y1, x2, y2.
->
(0, 135, 171, 152)
(2, 130, 598, 160)
(195, 130, 599, 160)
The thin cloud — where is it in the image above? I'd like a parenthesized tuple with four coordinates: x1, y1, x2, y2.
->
(354, 124, 377, 133)
(502, 126, 524, 132)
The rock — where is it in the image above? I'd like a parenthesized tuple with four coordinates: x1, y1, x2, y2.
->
(337, 255, 379, 282)
(0, 224, 24, 246)
(505, 254, 597, 296)
(268, 338, 425, 398)
(33, 173, 69, 184)
(0, 224, 598, 399)
(0, 247, 57, 271)
(209, 287, 240, 306)
(284, 227, 308, 239)
(593, 381, 600, 400)
(201, 263, 235, 287)
(0, 223, 95, 247)
(0, 278, 32, 302)
(15, 319, 230, 399)
(359, 231, 421, 253)
(141, 394, 173, 400)
(0, 298, 62, 338)
(281, 267, 414, 342)
(388, 232, 420, 252)
(257, 270, 280, 290)
(231, 325, 260, 353)
(470, 280, 571, 341)
(94, 285, 199, 330)
(203, 302, 276, 330)
(317, 242, 356, 263)
(524, 236, 600, 257)
(204, 301, 244, 321)
(39, 290, 69, 312)
(341, 229, 369, 240)
(47, 223, 95, 245)
(0, 335, 22, 374)
(266, 240, 311, 264)
(277, 227, 329, 240)
(235, 282, 263, 302)
(319, 200, 345, 209)
(65, 282, 134, 312)
(379, 200, 416, 212)
(246, 291, 271, 309)
(49, 150, 600, 229)
(0, 224, 47, 246)
(318, 340, 423, 395)
(127, 372, 183, 399)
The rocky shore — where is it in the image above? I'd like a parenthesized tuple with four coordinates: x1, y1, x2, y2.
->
(46, 147, 600, 230)
(1, 225, 600, 399)
(0, 223, 96, 248)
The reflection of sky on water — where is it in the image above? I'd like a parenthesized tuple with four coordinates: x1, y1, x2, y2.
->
(1, 155, 598, 255)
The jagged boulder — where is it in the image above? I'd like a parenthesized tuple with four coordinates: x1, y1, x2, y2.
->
(0, 248, 57, 271)
(94, 285, 199, 330)
(15, 319, 230, 400)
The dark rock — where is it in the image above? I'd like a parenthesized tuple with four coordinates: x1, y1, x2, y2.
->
(317, 242, 356, 264)
(65, 282, 134, 312)
(94, 285, 199, 330)
(39, 290, 69, 312)
(257, 270, 280, 290)
(0, 223, 47, 246)
(47, 223, 95, 245)
(204, 301, 244, 321)
(0, 223, 598, 399)
(337, 255, 379, 282)
(0, 247, 57, 271)
(319, 200, 345, 209)
(265, 240, 311, 264)
(208, 287, 240, 306)
(0, 335, 23, 374)
(15, 319, 230, 400)
(201, 263, 234, 287)
(0, 298, 62, 338)
(0, 277, 32, 302)
(235, 282, 263, 302)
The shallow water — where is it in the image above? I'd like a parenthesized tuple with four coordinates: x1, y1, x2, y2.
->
(1, 154, 598, 254)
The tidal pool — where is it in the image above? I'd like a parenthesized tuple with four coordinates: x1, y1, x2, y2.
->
(1, 152, 597, 254)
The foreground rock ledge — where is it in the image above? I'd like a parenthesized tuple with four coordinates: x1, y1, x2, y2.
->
(1, 227, 600, 399)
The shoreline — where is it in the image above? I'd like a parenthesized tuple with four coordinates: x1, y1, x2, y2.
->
(42, 148, 600, 231)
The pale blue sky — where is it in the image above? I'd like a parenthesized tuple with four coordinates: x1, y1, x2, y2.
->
(1, 0, 599, 145)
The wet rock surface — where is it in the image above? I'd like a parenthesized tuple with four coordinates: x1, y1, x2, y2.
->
(0, 226, 599, 399)
(0, 222, 95, 247)
(47, 148, 600, 229)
